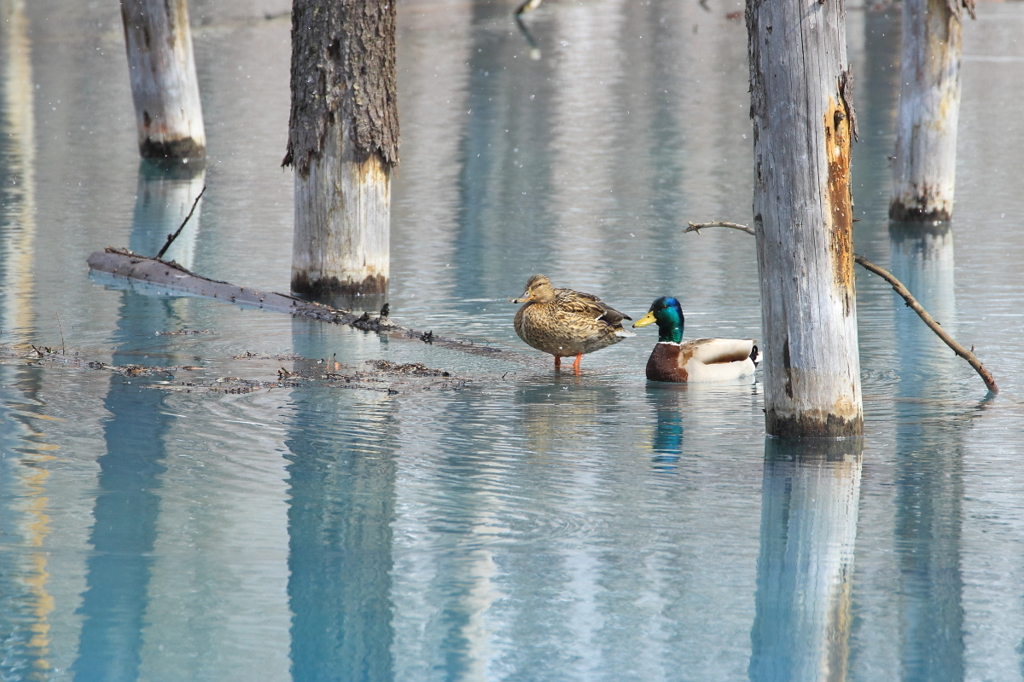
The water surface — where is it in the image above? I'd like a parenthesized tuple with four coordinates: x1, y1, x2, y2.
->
(2, 1, 1024, 680)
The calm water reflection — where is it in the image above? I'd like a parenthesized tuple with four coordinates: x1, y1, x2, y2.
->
(750, 439, 862, 682)
(2, 0, 1024, 680)
(286, 393, 397, 682)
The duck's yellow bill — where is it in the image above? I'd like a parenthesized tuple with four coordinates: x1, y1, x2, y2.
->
(632, 311, 657, 328)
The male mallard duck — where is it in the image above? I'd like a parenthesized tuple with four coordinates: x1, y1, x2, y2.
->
(513, 274, 634, 374)
(633, 296, 759, 382)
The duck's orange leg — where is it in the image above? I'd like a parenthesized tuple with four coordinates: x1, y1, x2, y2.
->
(553, 355, 561, 370)
(572, 353, 583, 375)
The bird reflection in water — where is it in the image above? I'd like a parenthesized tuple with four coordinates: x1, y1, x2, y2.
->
(646, 385, 684, 471)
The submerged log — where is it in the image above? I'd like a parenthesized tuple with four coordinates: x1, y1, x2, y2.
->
(88, 247, 346, 321)
(86, 248, 535, 365)
(1, 344, 469, 395)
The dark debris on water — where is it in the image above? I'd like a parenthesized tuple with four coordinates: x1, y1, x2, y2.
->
(0, 345, 468, 395)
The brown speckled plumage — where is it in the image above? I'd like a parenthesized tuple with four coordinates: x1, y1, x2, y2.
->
(513, 275, 634, 373)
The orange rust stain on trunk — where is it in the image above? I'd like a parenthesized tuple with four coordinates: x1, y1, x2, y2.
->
(354, 150, 391, 184)
(824, 94, 855, 315)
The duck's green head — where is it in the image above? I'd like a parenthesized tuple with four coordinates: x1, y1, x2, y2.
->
(633, 296, 684, 343)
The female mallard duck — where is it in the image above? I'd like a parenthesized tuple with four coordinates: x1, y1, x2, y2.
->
(513, 274, 634, 374)
(633, 296, 759, 382)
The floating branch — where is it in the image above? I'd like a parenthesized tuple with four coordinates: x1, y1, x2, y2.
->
(2, 344, 468, 395)
(87, 247, 542, 367)
(684, 221, 999, 394)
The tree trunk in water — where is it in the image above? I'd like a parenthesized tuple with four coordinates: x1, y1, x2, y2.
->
(284, 0, 399, 297)
(747, 0, 864, 437)
(291, 117, 391, 297)
(119, 0, 206, 160)
(889, 0, 973, 222)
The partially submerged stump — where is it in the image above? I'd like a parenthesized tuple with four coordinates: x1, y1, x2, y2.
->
(889, 0, 975, 221)
(120, 0, 206, 159)
(747, 0, 864, 437)
(283, 0, 399, 297)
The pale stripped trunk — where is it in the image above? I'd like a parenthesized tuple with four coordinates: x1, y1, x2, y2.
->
(890, 0, 964, 222)
(747, 0, 864, 437)
(119, 0, 205, 159)
(292, 118, 391, 295)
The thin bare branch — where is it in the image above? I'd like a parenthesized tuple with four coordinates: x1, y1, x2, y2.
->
(853, 254, 997, 393)
(685, 221, 756, 236)
(685, 220, 999, 394)
(156, 185, 206, 260)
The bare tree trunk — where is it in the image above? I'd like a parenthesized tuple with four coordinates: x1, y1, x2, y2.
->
(747, 0, 863, 437)
(889, 0, 975, 222)
(119, 0, 206, 159)
(284, 0, 399, 297)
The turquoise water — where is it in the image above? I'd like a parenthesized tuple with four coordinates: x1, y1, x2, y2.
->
(2, 1, 1024, 680)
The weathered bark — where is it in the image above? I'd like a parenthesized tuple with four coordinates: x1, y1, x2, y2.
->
(747, 0, 863, 437)
(889, 0, 974, 222)
(284, 0, 399, 296)
(119, 0, 206, 159)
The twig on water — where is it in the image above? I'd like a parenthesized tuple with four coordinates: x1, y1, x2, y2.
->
(684, 220, 999, 394)
(156, 185, 206, 260)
